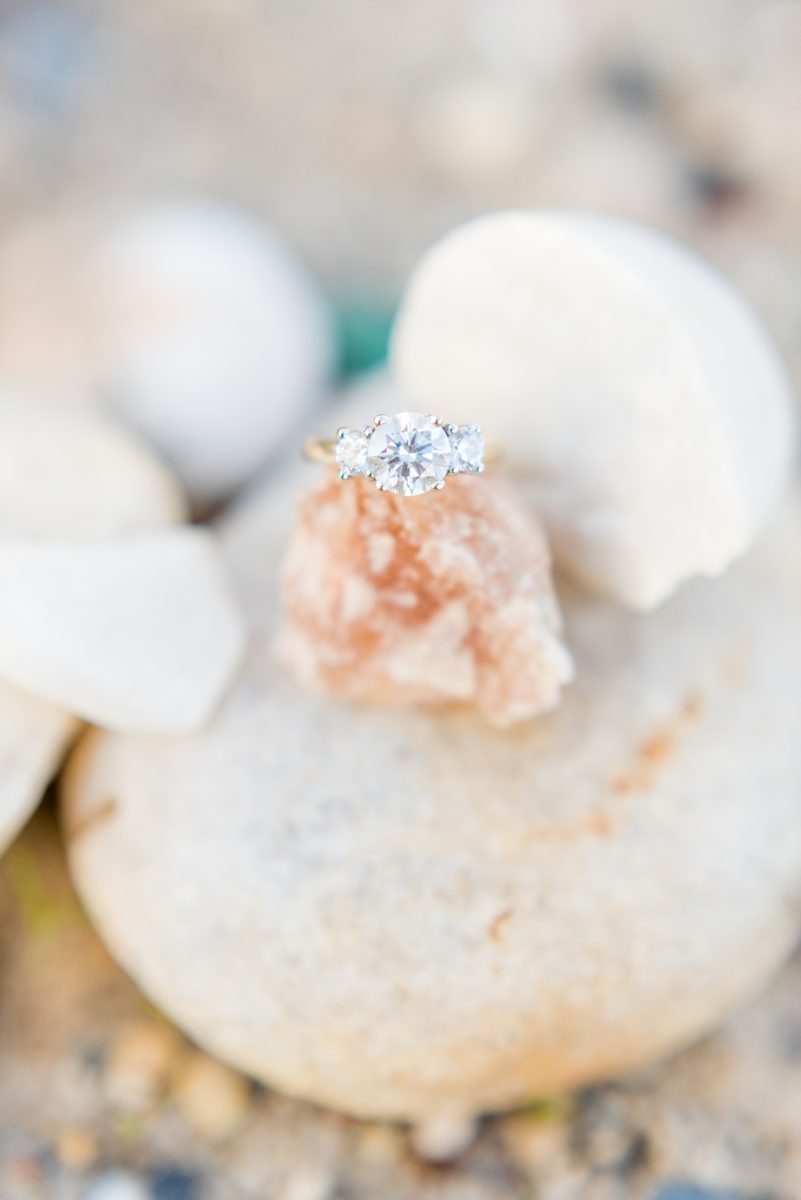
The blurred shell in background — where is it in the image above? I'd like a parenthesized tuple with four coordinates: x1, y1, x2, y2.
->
(0, 398, 244, 852)
(0, 402, 185, 538)
(393, 212, 796, 609)
(0, 200, 335, 507)
(91, 201, 335, 505)
(0, 400, 180, 854)
(62, 460, 801, 1127)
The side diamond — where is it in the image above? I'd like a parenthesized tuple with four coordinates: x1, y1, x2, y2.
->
(448, 424, 484, 473)
(335, 429, 370, 477)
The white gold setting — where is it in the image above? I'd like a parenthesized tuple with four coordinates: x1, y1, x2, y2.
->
(307, 411, 485, 497)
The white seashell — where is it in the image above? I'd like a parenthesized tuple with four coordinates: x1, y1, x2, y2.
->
(0, 200, 334, 506)
(0, 681, 77, 852)
(0, 401, 242, 852)
(0, 530, 245, 735)
(90, 200, 334, 504)
(0, 400, 185, 538)
(63, 471, 801, 1125)
(392, 211, 797, 609)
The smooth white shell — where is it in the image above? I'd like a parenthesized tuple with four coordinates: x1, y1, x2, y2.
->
(0, 402, 186, 538)
(0, 202, 334, 506)
(0, 400, 242, 852)
(0, 681, 76, 853)
(91, 201, 334, 503)
(64, 471, 801, 1123)
(0, 400, 186, 854)
(0, 530, 244, 735)
(392, 211, 797, 608)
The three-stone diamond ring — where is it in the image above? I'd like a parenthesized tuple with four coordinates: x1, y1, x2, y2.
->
(304, 411, 488, 497)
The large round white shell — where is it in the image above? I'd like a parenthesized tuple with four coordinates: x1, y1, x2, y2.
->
(392, 212, 797, 609)
(63, 472, 801, 1123)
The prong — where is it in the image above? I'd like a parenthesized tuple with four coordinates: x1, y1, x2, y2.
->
(429, 414, 443, 425)
(445, 423, 458, 434)
(435, 480, 446, 490)
(338, 469, 349, 480)
(373, 414, 388, 426)
(363, 425, 373, 438)
(375, 479, 384, 491)
(336, 427, 347, 440)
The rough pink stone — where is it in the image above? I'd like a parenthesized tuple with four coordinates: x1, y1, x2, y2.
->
(276, 472, 572, 727)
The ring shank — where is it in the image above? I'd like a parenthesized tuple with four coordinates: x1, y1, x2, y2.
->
(303, 437, 339, 464)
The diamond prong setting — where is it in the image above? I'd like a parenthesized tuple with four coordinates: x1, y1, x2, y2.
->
(332, 411, 485, 497)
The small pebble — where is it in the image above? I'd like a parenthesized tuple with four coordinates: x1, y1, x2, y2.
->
(105, 1021, 180, 1113)
(574, 1095, 647, 1173)
(410, 1113, 478, 1162)
(415, 77, 534, 183)
(172, 1053, 250, 1142)
(84, 1170, 149, 1200)
(56, 1125, 98, 1169)
(7, 1153, 44, 1187)
(601, 61, 660, 112)
(500, 1112, 569, 1172)
(280, 1166, 334, 1200)
(652, 1187, 755, 1200)
(687, 164, 750, 215)
(149, 1168, 201, 1200)
(355, 1123, 404, 1167)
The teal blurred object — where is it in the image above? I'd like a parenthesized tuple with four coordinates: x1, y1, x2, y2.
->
(333, 297, 395, 378)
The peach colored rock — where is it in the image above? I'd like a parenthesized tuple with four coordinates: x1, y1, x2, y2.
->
(276, 473, 572, 728)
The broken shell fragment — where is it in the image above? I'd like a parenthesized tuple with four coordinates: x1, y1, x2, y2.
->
(0, 400, 187, 854)
(392, 211, 797, 608)
(0, 681, 77, 852)
(0, 530, 245, 735)
(0, 400, 243, 853)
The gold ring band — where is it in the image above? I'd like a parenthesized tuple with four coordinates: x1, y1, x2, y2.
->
(303, 437, 342, 465)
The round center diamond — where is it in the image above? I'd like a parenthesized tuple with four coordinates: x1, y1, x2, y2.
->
(367, 412, 452, 496)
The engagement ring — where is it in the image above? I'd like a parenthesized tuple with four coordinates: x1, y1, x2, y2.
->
(304, 411, 487, 497)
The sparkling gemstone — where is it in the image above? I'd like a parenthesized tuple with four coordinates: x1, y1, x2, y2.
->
(335, 429, 369, 477)
(448, 424, 484, 473)
(367, 412, 453, 496)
